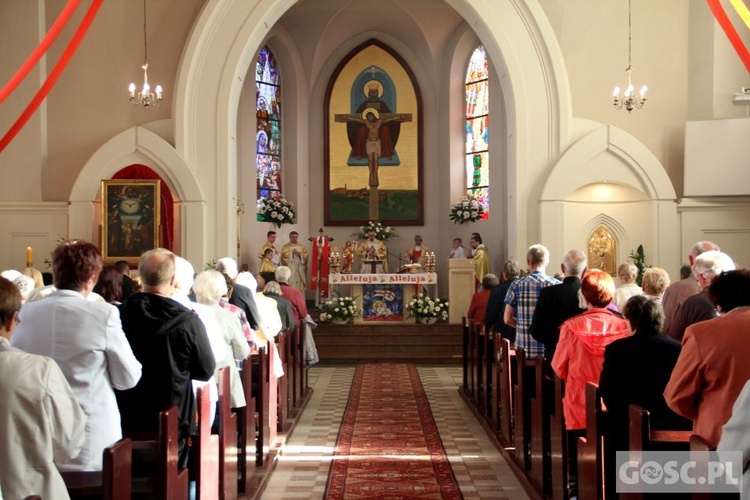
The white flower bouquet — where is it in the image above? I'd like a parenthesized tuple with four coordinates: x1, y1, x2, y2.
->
(355, 220, 396, 241)
(319, 296, 360, 323)
(405, 292, 449, 321)
(256, 194, 295, 227)
(449, 194, 485, 224)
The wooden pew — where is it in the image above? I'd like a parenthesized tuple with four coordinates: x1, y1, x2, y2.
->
(513, 346, 532, 471)
(490, 329, 500, 433)
(297, 318, 309, 405)
(629, 405, 692, 452)
(287, 325, 298, 415)
(622, 405, 692, 500)
(577, 382, 607, 500)
(462, 317, 469, 393)
(121, 406, 189, 499)
(467, 318, 476, 399)
(194, 385, 220, 499)
(218, 367, 238, 500)
(474, 320, 486, 410)
(236, 353, 257, 493)
(484, 330, 495, 420)
(497, 338, 514, 448)
(276, 330, 289, 432)
(549, 374, 568, 500)
(253, 346, 271, 466)
(529, 355, 551, 496)
(63, 438, 132, 500)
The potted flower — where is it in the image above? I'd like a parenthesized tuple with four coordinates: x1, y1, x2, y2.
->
(319, 296, 360, 324)
(449, 194, 485, 224)
(354, 220, 396, 241)
(406, 292, 449, 325)
(256, 194, 296, 227)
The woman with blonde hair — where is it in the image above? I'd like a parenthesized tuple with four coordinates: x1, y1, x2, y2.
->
(641, 267, 671, 301)
(613, 262, 642, 311)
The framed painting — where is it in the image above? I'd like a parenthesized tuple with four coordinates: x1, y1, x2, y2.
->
(325, 39, 423, 226)
(101, 179, 160, 263)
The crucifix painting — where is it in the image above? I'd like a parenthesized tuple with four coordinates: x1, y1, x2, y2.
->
(325, 40, 423, 226)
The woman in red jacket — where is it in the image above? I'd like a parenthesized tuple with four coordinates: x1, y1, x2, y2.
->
(551, 269, 630, 495)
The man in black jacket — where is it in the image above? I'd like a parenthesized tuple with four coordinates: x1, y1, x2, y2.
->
(528, 249, 587, 370)
(116, 248, 215, 467)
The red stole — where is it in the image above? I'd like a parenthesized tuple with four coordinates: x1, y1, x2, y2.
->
(310, 236, 330, 297)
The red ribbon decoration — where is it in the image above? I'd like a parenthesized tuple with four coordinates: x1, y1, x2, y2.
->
(0, 0, 82, 105)
(707, 0, 750, 73)
(0, 0, 103, 154)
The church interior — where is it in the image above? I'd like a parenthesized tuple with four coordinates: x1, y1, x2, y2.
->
(1, 0, 749, 498)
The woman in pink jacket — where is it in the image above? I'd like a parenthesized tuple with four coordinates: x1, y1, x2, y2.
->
(551, 269, 630, 496)
(552, 270, 630, 430)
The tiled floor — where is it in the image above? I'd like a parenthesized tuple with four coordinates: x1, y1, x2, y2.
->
(258, 365, 531, 499)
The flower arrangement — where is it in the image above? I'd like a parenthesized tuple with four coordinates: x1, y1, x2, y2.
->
(355, 220, 396, 241)
(256, 194, 295, 227)
(449, 194, 485, 224)
(319, 296, 360, 323)
(405, 292, 449, 321)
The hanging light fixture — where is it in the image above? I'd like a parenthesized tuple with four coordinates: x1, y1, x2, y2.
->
(612, 0, 647, 112)
(128, 0, 162, 108)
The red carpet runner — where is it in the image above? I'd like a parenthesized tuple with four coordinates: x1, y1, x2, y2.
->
(325, 363, 462, 499)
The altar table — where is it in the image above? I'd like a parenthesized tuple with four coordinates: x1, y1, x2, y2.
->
(329, 273, 438, 324)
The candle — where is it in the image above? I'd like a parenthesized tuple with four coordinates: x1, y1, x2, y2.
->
(25, 246, 33, 267)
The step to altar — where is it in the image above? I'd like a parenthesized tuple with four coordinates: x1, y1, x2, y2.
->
(311, 321, 462, 364)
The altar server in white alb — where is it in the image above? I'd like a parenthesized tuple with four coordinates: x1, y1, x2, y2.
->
(11, 239, 142, 472)
(281, 230, 309, 291)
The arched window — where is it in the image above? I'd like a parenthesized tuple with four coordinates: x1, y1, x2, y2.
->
(255, 46, 282, 218)
(465, 46, 489, 218)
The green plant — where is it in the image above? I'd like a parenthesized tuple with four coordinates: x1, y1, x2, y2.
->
(405, 292, 449, 321)
(628, 244, 649, 286)
(319, 296, 360, 322)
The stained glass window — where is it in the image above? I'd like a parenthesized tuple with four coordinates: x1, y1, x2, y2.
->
(256, 46, 281, 215)
(465, 46, 489, 219)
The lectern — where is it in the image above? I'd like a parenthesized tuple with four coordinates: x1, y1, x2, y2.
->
(448, 259, 475, 324)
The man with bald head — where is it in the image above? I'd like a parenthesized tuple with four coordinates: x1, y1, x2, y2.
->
(116, 248, 215, 467)
(661, 241, 720, 331)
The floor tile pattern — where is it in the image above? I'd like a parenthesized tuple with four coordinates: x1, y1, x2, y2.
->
(258, 365, 530, 499)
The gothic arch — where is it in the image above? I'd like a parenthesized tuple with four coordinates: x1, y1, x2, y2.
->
(539, 125, 676, 201)
(173, 0, 572, 264)
(538, 125, 678, 275)
(69, 125, 204, 262)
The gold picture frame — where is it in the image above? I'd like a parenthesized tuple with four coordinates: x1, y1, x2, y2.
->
(101, 179, 160, 263)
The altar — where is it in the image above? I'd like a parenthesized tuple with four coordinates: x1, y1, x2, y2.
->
(329, 272, 437, 324)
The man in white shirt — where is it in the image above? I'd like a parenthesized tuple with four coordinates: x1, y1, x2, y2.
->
(448, 237, 467, 259)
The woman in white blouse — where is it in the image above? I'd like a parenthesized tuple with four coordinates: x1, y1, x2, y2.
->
(11, 240, 142, 471)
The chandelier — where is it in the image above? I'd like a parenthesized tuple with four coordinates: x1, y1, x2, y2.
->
(612, 0, 647, 112)
(128, 0, 162, 108)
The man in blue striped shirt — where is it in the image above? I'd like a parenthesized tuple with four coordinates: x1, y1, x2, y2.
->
(503, 244, 561, 357)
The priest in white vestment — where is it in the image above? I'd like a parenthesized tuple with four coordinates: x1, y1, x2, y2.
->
(280, 231, 309, 291)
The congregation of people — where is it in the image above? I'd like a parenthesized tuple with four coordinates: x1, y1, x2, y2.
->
(466, 240, 750, 495)
(0, 234, 317, 499)
(2, 228, 749, 498)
